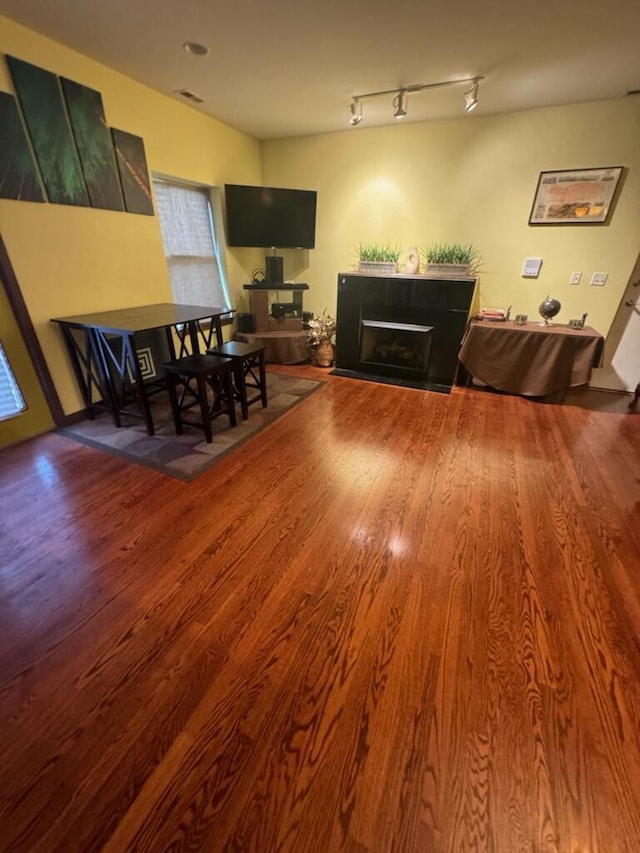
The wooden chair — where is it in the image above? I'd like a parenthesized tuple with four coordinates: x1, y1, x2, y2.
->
(163, 353, 236, 443)
(207, 341, 267, 420)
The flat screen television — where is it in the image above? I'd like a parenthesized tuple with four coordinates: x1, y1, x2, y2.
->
(224, 184, 317, 249)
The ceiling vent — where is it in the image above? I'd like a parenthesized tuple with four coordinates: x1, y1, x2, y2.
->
(174, 88, 204, 104)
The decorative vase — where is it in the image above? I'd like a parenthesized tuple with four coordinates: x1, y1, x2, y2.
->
(315, 340, 334, 367)
(405, 247, 420, 275)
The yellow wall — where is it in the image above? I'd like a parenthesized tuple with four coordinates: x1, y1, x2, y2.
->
(0, 16, 262, 415)
(2, 13, 640, 419)
(262, 100, 640, 339)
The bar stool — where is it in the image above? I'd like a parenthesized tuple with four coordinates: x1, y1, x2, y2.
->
(207, 341, 267, 420)
(163, 353, 236, 443)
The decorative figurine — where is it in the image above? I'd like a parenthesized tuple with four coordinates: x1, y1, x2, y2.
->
(568, 313, 588, 330)
(405, 247, 420, 275)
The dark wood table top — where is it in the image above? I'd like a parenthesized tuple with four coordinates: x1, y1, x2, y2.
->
(51, 302, 233, 334)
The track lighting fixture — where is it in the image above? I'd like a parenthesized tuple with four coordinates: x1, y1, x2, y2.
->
(349, 97, 362, 126)
(348, 75, 483, 126)
(464, 79, 480, 112)
(393, 90, 407, 119)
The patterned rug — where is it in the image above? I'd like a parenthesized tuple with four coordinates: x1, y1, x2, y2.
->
(58, 371, 323, 481)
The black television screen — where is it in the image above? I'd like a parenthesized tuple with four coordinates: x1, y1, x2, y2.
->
(224, 184, 317, 249)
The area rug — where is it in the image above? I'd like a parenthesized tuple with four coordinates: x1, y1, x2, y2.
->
(58, 371, 324, 482)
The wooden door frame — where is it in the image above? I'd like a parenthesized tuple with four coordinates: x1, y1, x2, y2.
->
(0, 232, 65, 427)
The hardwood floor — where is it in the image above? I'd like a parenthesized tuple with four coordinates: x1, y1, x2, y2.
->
(1, 370, 639, 852)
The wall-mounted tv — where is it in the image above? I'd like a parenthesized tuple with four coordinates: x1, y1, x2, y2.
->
(224, 184, 317, 249)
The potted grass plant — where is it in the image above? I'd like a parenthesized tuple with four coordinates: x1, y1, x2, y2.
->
(423, 243, 482, 277)
(357, 243, 401, 275)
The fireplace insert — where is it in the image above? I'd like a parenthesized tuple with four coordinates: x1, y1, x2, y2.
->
(360, 320, 433, 376)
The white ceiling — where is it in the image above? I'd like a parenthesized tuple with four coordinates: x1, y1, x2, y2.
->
(1, 0, 639, 140)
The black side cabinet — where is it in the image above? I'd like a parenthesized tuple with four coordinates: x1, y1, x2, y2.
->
(336, 273, 477, 387)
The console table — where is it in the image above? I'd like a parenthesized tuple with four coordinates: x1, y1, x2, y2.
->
(238, 283, 310, 363)
(458, 320, 605, 397)
(234, 330, 309, 364)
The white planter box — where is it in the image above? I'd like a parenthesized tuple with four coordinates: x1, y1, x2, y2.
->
(425, 263, 470, 277)
(358, 261, 398, 275)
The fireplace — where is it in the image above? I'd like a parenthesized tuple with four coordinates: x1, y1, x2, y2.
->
(360, 320, 433, 377)
(335, 273, 476, 390)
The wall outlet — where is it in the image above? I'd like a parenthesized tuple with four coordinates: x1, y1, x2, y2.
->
(569, 271, 582, 285)
(522, 257, 543, 277)
(590, 272, 608, 286)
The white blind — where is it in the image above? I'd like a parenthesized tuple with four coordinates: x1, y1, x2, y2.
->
(154, 181, 230, 309)
(0, 341, 26, 421)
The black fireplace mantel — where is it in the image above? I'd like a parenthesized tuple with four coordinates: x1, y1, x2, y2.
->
(335, 272, 477, 389)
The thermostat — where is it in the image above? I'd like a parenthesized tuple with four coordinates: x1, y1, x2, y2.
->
(522, 257, 543, 278)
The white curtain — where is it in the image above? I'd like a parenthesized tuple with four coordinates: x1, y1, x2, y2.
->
(154, 181, 230, 308)
(0, 341, 26, 421)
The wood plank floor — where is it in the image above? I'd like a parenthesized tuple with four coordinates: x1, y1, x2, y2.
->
(1, 369, 639, 852)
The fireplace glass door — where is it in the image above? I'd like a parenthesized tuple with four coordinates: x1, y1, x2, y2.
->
(360, 320, 433, 378)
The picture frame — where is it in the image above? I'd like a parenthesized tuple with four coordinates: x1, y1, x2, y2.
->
(529, 166, 623, 225)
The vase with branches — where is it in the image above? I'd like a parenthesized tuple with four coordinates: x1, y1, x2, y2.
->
(307, 310, 337, 367)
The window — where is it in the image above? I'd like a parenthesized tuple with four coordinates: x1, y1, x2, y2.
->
(0, 341, 26, 421)
(153, 179, 231, 310)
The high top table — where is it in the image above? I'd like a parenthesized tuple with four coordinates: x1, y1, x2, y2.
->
(51, 303, 233, 435)
(458, 319, 605, 398)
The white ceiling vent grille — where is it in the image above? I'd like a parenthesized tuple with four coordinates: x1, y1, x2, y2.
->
(174, 88, 204, 104)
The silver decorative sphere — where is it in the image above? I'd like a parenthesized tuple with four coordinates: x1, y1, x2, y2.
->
(538, 295, 561, 325)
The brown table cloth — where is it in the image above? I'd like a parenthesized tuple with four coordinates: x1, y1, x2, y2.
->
(458, 320, 605, 396)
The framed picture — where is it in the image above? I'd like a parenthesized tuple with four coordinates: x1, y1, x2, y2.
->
(529, 166, 623, 224)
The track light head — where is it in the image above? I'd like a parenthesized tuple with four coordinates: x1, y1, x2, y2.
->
(464, 79, 480, 112)
(393, 90, 407, 119)
(349, 98, 362, 126)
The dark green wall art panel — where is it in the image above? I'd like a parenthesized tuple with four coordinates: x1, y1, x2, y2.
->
(3, 54, 154, 216)
(60, 77, 124, 211)
(0, 91, 44, 202)
(111, 128, 154, 216)
(6, 55, 90, 207)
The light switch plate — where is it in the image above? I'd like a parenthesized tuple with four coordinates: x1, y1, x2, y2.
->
(522, 257, 543, 277)
(590, 272, 608, 286)
(569, 271, 582, 285)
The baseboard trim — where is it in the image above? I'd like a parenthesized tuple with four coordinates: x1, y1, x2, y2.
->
(330, 368, 451, 394)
